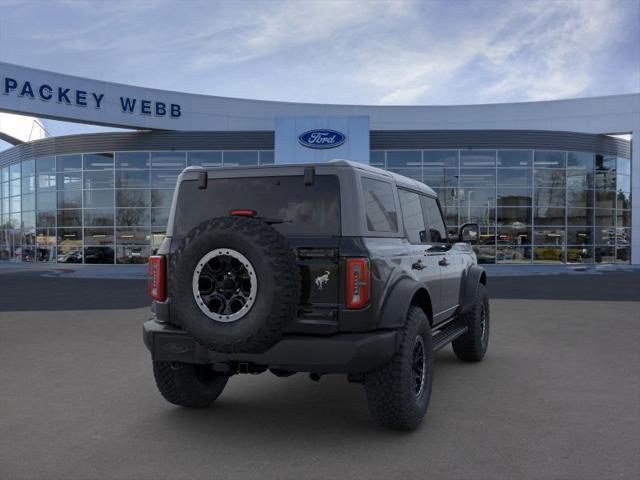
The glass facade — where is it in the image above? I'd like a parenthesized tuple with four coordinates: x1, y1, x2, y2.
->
(0, 147, 631, 265)
(371, 149, 632, 264)
(0, 150, 274, 264)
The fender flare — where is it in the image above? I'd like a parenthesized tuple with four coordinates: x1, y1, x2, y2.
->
(378, 277, 433, 329)
(459, 265, 486, 314)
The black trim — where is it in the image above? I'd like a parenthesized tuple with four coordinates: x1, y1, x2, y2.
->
(0, 131, 275, 166)
(370, 129, 631, 158)
(1, 129, 630, 167)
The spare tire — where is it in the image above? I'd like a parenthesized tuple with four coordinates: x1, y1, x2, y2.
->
(171, 216, 300, 353)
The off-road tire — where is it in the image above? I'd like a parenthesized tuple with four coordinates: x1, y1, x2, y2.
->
(171, 216, 300, 353)
(364, 306, 433, 430)
(452, 283, 489, 362)
(153, 361, 228, 408)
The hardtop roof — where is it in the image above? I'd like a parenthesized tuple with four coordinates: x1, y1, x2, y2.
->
(185, 159, 437, 197)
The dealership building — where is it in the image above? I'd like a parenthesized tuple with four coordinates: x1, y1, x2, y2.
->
(0, 62, 638, 265)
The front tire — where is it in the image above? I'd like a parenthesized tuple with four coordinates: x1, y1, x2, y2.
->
(364, 306, 433, 430)
(452, 283, 489, 362)
(153, 361, 228, 408)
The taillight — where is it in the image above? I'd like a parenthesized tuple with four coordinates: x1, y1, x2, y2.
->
(346, 258, 370, 309)
(148, 255, 166, 301)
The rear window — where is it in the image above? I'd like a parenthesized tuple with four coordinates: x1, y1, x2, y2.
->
(174, 175, 340, 236)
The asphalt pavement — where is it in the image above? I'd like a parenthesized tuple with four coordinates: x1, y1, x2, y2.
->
(0, 271, 639, 480)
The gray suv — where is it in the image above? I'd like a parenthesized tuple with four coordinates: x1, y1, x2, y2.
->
(143, 160, 489, 430)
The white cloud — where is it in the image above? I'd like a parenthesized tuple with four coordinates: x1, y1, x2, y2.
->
(0, 0, 636, 105)
(352, 0, 630, 104)
(186, 0, 413, 71)
(474, 0, 625, 102)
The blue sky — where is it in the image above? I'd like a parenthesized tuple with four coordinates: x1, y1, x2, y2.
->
(0, 0, 638, 142)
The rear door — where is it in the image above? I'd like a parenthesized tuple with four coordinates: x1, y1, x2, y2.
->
(397, 189, 442, 317)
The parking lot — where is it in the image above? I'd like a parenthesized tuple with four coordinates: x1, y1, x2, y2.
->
(1, 270, 639, 480)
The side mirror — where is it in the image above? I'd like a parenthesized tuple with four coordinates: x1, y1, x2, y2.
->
(459, 223, 479, 244)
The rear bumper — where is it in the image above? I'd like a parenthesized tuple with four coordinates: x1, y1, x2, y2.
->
(143, 319, 398, 374)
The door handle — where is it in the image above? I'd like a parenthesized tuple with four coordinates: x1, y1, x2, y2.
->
(438, 258, 450, 267)
(412, 260, 426, 270)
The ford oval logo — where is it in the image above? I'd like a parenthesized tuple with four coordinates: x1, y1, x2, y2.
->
(298, 129, 346, 149)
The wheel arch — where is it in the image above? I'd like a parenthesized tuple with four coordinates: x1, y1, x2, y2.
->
(410, 288, 433, 326)
(459, 265, 486, 314)
(378, 278, 434, 329)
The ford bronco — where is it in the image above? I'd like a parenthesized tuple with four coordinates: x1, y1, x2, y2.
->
(143, 160, 489, 430)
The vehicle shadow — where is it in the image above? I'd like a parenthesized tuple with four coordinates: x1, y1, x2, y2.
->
(141, 350, 464, 442)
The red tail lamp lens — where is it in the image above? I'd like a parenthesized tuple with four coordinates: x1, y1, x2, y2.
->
(346, 258, 370, 309)
(148, 255, 166, 301)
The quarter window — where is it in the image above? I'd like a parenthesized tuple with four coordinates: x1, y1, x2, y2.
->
(361, 178, 398, 233)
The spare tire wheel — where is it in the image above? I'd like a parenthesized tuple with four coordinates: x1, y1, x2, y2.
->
(171, 216, 300, 353)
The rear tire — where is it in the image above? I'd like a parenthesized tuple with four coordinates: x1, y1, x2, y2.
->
(452, 283, 489, 362)
(153, 361, 228, 408)
(364, 306, 433, 430)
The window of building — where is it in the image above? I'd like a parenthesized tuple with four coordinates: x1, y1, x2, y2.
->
(423, 150, 458, 168)
(535, 151, 566, 168)
(150, 152, 186, 169)
(116, 170, 150, 188)
(370, 151, 385, 167)
(57, 155, 82, 171)
(58, 190, 82, 208)
(84, 170, 114, 189)
(460, 150, 495, 167)
(116, 189, 150, 208)
(498, 150, 532, 168)
(187, 151, 221, 167)
(567, 151, 594, 169)
(22, 159, 35, 176)
(150, 170, 180, 189)
(223, 151, 258, 166)
(36, 157, 55, 174)
(84, 209, 115, 227)
(84, 190, 114, 209)
(116, 152, 149, 169)
(387, 150, 421, 168)
(83, 153, 114, 170)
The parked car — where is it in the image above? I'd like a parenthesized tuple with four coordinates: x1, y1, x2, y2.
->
(143, 161, 490, 430)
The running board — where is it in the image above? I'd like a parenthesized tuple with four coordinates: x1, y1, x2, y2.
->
(432, 320, 468, 351)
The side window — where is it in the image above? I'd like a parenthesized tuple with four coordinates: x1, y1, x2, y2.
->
(361, 177, 398, 233)
(420, 196, 447, 243)
(398, 189, 426, 244)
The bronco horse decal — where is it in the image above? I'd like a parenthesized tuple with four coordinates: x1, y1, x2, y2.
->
(314, 271, 330, 290)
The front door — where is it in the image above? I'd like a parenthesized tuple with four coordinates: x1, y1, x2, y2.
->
(420, 195, 460, 323)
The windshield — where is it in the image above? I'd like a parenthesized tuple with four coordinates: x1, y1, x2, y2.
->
(174, 174, 341, 237)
